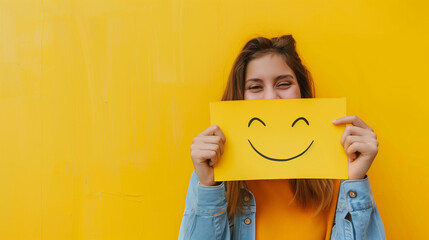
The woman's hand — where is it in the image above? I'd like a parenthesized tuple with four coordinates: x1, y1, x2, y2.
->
(190, 125, 226, 186)
(332, 115, 379, 180)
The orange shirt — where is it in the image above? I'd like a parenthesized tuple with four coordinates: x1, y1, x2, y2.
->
(245, 179, 341, 240)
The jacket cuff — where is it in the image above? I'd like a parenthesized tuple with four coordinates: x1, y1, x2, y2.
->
(337, 175, 375, 212)
(196, 182, 228, 215)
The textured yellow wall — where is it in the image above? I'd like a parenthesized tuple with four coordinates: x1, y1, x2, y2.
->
(1, 0, 428, 239)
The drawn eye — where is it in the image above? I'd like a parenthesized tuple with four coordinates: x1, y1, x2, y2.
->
(291, 117, 309, 127)
(248, 117, 266, 127)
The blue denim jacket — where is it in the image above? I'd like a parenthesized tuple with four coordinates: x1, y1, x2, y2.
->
(179, 171, 385, 240)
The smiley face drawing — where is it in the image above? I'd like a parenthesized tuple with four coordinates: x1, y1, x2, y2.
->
(210, 98, 347, 181)
(247, 117, 314, 162)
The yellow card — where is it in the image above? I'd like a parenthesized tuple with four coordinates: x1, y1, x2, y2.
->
(210, 98, 348, 181)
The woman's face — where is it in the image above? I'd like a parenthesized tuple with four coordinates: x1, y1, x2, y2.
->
(244, 53, 301, 100)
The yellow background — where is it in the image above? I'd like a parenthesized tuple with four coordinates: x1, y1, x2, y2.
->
(0, 0, 428, 239)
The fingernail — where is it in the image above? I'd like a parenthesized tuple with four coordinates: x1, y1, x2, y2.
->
(332, 120, 337, 124)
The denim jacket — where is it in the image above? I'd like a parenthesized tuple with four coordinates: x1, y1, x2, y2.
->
(179, 171, 385, 240)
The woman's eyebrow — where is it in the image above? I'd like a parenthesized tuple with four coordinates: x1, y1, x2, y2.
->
(246, 74, 294, 82)
(275, 74, 294, 81)
(245, 78, 263, 82)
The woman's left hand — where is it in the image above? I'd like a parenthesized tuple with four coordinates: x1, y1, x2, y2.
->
(332, 115, 379, 180)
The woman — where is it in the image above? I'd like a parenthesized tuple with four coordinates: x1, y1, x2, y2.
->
(179, 35, 385, 239)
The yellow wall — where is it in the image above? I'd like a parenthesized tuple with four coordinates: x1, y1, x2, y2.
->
(1, 0, 428, 239)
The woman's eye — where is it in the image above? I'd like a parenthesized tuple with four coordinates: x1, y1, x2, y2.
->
(277, 82, 292, 88)
(249, 85, 262, 90)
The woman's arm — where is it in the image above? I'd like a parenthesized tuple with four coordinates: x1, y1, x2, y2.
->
(331, 115, 385, 239)
(331, 176, 385, 239)
(179, 125, 229, 239)
(178, 171, 230, 240)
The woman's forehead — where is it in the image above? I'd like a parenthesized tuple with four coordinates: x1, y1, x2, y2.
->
(246, 53, 295, 80)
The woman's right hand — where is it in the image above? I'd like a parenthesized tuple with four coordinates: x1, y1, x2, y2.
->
(190, 125, 226, 186)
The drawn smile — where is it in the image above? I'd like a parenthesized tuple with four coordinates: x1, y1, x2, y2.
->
(247, 117, 314, 162)
(247, 139, 314, 162)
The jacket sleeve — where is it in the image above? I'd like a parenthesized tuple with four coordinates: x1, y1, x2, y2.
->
(178, 171, 230, 240)
(331, 175, 386, 240)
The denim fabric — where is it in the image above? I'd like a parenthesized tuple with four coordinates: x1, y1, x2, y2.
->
(179, 171, 385, 240)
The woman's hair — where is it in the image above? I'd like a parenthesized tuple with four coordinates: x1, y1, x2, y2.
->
(222, 35, 334, 220)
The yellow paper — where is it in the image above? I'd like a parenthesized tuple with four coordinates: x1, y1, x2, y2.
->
(210, 98, 348, 181)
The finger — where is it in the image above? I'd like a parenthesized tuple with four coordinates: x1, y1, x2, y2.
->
(191, 143, 224, 155)
(208, 151, 219, 167)
(192, 149, 217, 164)
(205, 150, 219, 167)
(346, 142, 376, 161)
(346, 142, 365, 160)
(333, 115, 372, 131)
(191, 144, 221, 164)
(193, 136, 225, 148)
(340, 126, 373, 145)
(343, 135, 375, 152)
(192, 139, 224, 163)
(198, 125, 226, 143)
(213, 145, 221, 167)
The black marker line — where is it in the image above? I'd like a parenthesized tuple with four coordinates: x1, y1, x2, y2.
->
(247, 139, 314, 162)
(248, 117, 266, 127)
(291, 117, 309, 127)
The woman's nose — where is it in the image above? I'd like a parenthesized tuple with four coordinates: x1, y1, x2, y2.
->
(264, 88, 280, 99)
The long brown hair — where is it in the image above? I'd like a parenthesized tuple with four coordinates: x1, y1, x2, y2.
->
(222, 35, 333, 220)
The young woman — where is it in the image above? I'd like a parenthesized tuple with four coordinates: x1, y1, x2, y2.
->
(179, 35, 385, 240)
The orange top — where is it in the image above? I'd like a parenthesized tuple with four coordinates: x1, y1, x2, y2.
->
(245, 179, 341, 240)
